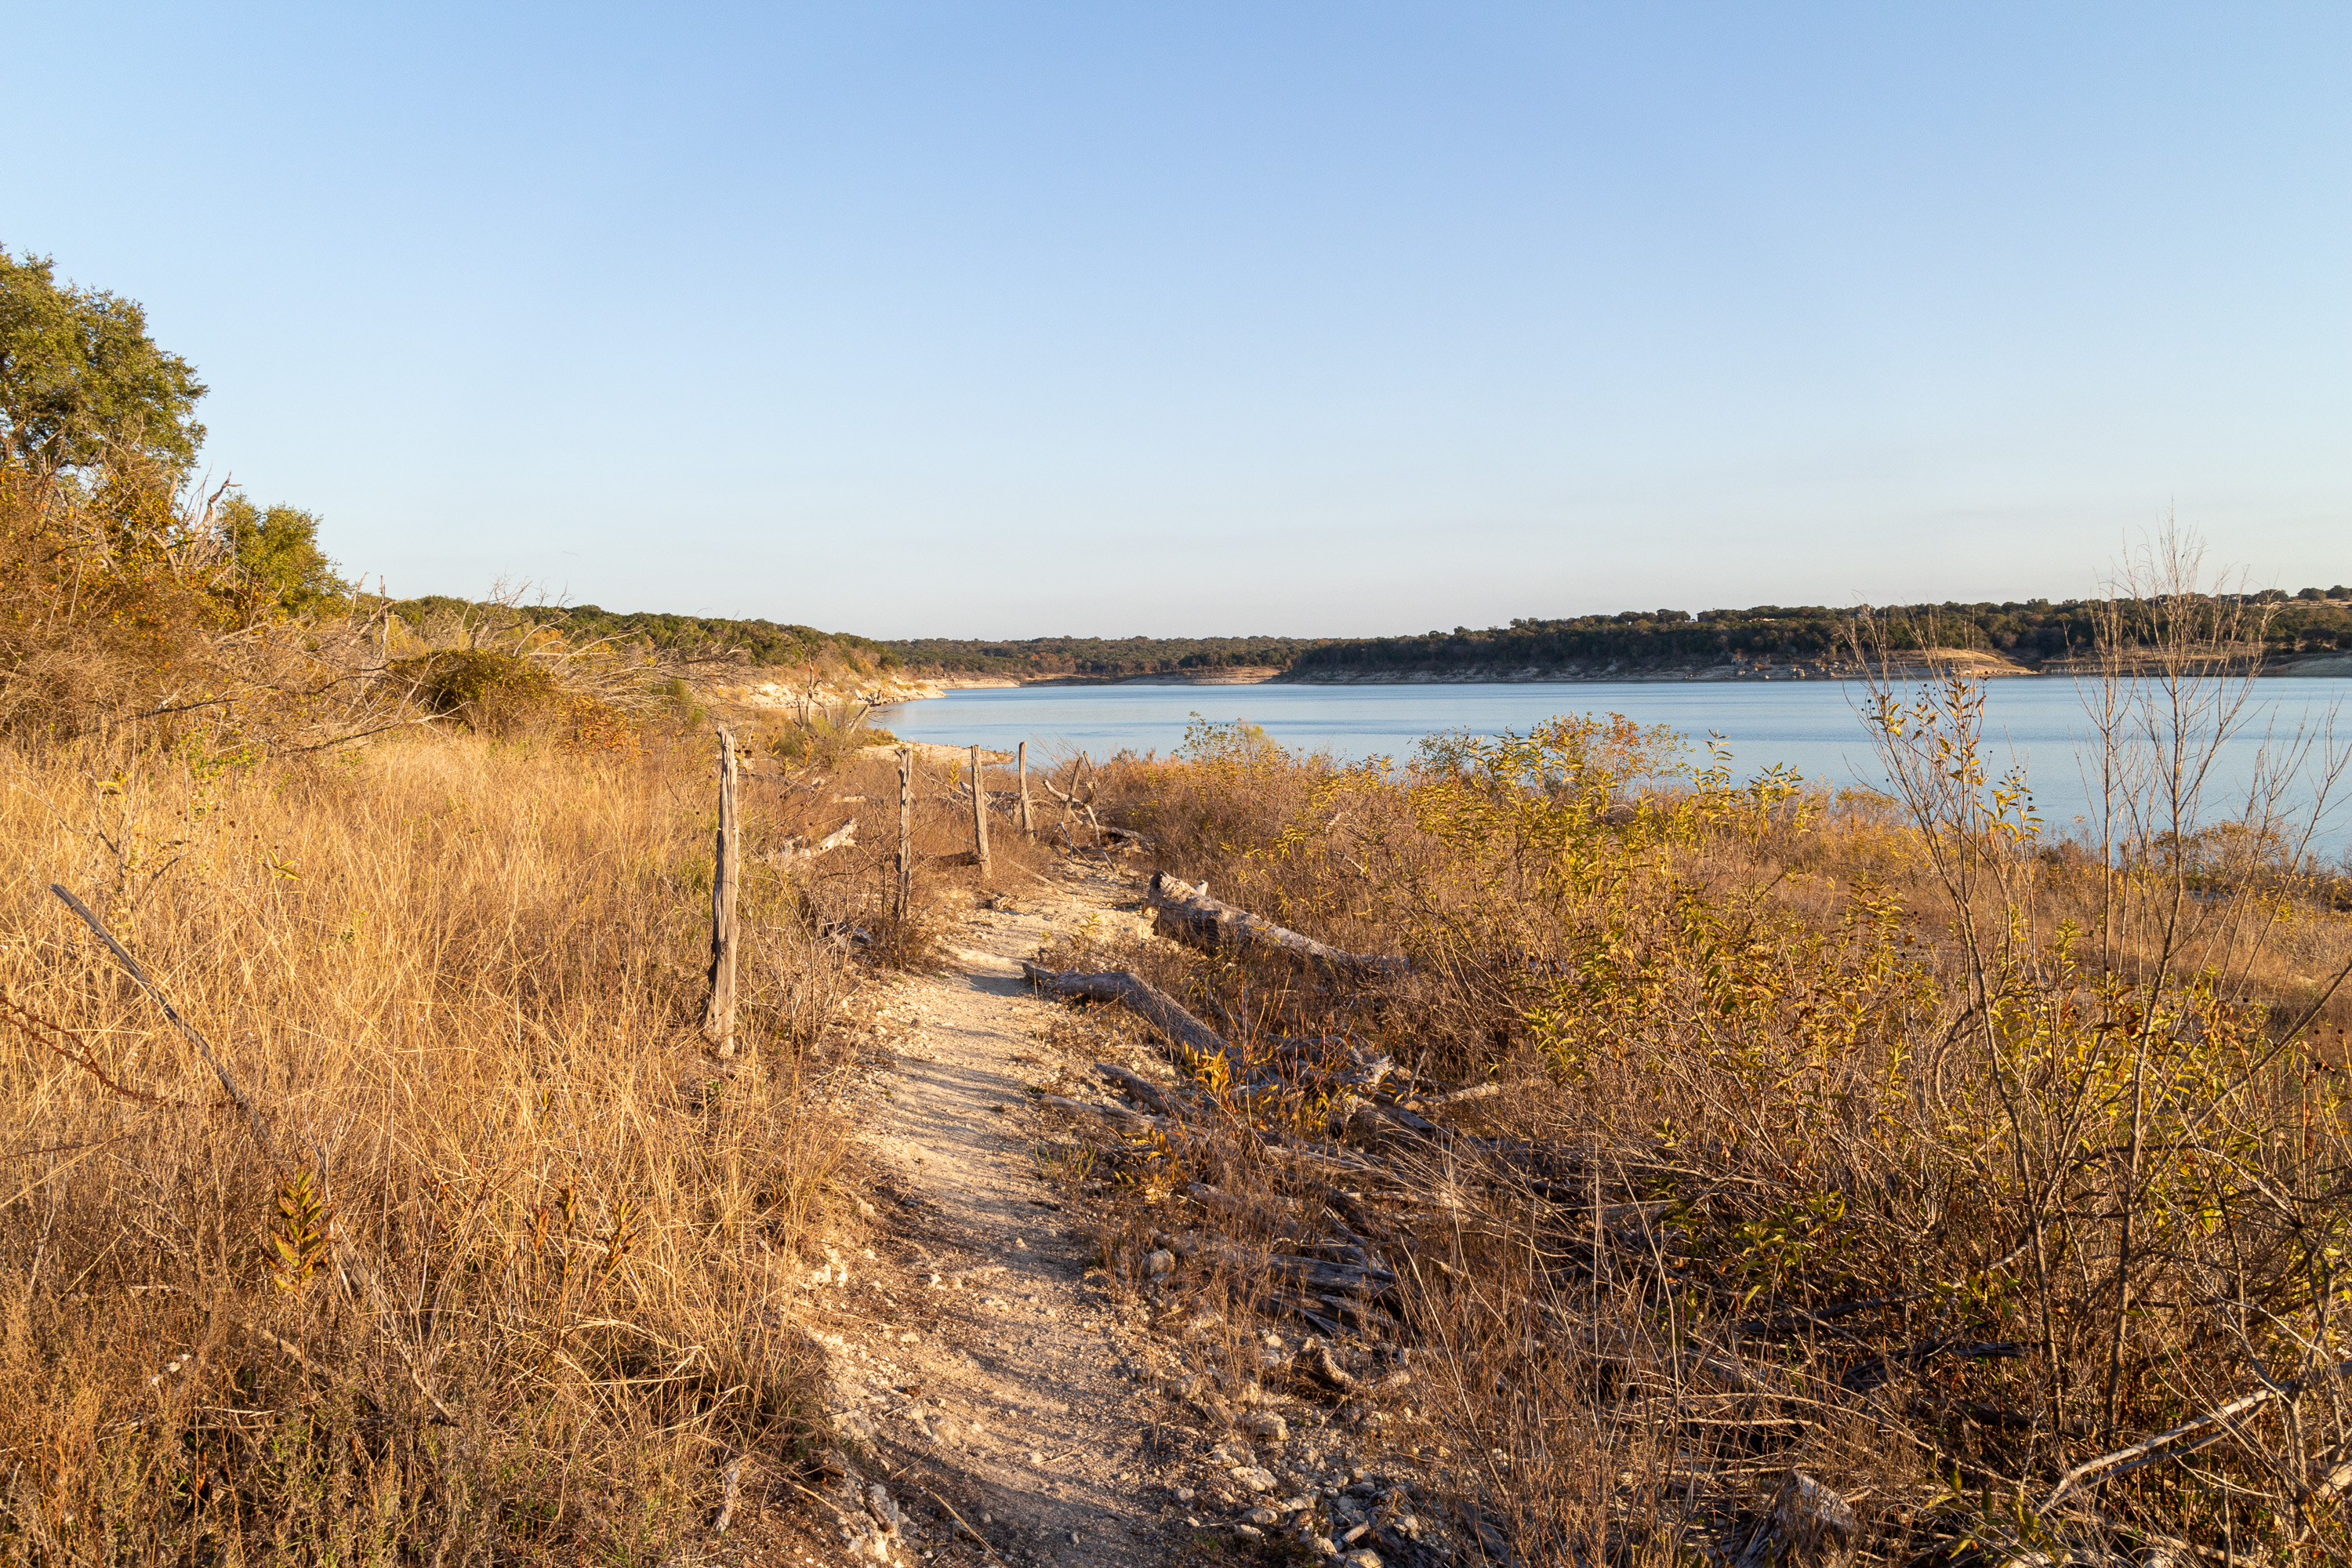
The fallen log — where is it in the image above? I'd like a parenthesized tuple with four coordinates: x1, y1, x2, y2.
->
(1414, 1081, 1501, 1109)
(1094, 1062, 1185, 1117)
(1146, 873, 1410, 978)
(1735, 1469, 1857, 1568)
(1165, 1231, 1397, 1301)
(762, 818, 858, 865)
(1020, 964, 1227, 1061)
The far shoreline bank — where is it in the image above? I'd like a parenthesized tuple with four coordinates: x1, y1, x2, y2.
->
(881, 648, 2352, 700)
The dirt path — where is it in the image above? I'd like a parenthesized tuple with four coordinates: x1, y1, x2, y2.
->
(800, 868, 1189, 1566)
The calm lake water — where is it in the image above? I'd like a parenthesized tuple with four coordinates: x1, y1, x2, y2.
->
(877, 678, 2352, 857)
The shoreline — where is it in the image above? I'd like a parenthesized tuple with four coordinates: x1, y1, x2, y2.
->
(877, 649, 2352, 699)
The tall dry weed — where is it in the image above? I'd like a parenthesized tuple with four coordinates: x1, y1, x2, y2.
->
(0, 730, 858, 1560)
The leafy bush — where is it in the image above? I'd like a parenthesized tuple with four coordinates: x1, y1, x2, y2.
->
(390, 648, 563, 737)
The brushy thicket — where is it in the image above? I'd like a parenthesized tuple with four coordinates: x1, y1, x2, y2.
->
(0, 465, 1016, 1562)
(1062, 595, 2352, 1561)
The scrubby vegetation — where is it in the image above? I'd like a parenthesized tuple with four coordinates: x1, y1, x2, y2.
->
(508, 603, 899, 681)
(1022, 550, 2352, 1560)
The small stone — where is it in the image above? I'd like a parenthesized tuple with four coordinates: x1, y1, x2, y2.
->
(1230, 1465, 1278, 1492)
(1145, 1249, 1175, 1278)
(1341, 1552, 1382, 1568)
(1232, 1524, 1263, 1540)
(1242, 1411, 1288, 1443)
(1244, 1507, 1280, 1526)
(1173, 1486, 1196, 1502)
(1308, 1537, 1338, 1556)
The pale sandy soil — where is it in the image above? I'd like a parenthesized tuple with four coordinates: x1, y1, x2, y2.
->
(789, 870, 1196, 1566)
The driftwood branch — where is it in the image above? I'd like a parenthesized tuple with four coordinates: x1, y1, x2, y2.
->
(1145, 873, 1409, 977)
(2046, 1350, 2352, 1508)
(712, 1448, 749, 1534)
(1414, 1081, 1501, 1109)
(1020, 964, 1227, 1060)
(1094, 1061, 1185, 1116)
(762, 818, 858, 865)
(50, 884, 273, 1150)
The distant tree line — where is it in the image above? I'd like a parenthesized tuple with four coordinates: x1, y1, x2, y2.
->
(1289, 593, 2352, 676)
(884, 636, 1327, 677)
(877, 595, 2352, 681)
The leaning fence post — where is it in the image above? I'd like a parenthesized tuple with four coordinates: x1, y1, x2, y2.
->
(969, 742, 992, 880)
(896, 746, 914, 920)
(1018, 740, 1033, 836)
(702, 727, 740, 1056)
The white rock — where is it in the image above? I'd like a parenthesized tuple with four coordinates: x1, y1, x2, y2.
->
(1242, 1410, 1288, 1443)
(1230, 1465, 1278, 1492)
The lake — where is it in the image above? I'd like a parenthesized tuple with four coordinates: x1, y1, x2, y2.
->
(876, 677, 2352, 857)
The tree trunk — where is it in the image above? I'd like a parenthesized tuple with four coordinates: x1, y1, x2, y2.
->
(1018, 740, 1033, 835)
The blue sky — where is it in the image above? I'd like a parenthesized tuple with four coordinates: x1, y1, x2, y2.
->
(5, 3, 2344, 636)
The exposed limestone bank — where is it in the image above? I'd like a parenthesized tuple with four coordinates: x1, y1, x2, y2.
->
(2274, 652, 2352, 677)
(716, 673, 975, 710)
(1277, 649, 2039, 684)
(880, 666, 1286, 701)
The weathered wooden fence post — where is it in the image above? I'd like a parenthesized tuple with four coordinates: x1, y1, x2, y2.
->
(1018, 740, 1033, 835)
(702, 727, 740, 1056)
(896, 746, 913, 920)
(969, 742, 992, 880)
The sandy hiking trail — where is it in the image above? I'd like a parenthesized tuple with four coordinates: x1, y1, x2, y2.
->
(792, 867, 1194, 1566)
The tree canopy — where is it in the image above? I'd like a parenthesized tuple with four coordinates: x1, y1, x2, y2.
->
(0, 245, 206, 478)
(217, 495, 346, 615)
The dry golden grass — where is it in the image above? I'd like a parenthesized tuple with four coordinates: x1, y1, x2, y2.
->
(0, 728, 864, 1560)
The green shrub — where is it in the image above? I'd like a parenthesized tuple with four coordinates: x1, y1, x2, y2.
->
(391, 649, 561, 738)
